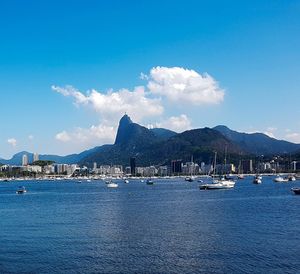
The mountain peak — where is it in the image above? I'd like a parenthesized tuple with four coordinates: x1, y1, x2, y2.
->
(119, 114, 133, 127)
(115, 114, 134, 145)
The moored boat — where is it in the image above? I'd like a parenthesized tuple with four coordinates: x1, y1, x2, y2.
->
(16, 186, 27, 194)
(253, 175, 262, 184)
(146, 179, 154, 185)
(291, 187, 300, 195)
(185, 176, 194, 182)
(288, 175, 296, 182)
(199, 179, 235, 190)
(106, 181, 118, 188)
(274, 175, 288, 183)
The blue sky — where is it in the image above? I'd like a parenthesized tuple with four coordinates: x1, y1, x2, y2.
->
(1, 0, 300, 158)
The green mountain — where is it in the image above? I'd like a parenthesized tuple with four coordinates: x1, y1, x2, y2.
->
(214, 125, 300, 155)
(80, 115, 244, 167)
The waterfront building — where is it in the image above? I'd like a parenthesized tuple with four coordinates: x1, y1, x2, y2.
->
(33, 153, 39, 162)
(21, 165, 42, 173)
(22, 154, 28, 166)
(158, 166, 168, 177)
(171, 160, 182, 175)
(242, 159, 253, 174)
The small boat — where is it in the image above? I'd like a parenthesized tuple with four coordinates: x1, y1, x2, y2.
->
(185, 176, 194, 182)
(146, 179, 154, 185)
(16, 186, 27, 194)
(291, 188, 300, 195)
(253, 175, 262, 184)
(288, 175, 296, 182)
(106, 181, 118, 188)
(124, 179, 129, 184)
(253, 177, 262, 184)
(274, 176, 288, 183)
(140, 179, 145, 183)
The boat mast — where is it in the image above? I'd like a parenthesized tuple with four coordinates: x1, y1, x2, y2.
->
(213, 151, 217, 177)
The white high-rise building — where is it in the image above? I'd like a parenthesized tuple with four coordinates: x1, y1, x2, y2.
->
(22, 154, 28, 166)
(33, 153, 39, 162)
(33, 153, 40, 162)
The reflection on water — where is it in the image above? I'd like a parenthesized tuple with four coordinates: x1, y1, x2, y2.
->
(0, 177, 300, 273)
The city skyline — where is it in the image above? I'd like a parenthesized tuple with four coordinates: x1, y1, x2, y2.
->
(1, 1, 300, 158)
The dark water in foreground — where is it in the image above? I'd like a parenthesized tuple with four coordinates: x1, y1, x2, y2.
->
(0, 177, 299, 274)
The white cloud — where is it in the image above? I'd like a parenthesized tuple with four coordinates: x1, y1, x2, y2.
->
(155, 114, 192, 132)
(7, 138, 17, 147)
(52, 85, 163, 123)
(241, 126, 278, 139)
(55, 131, 71, 142)
(147, 66, 224, 105)
(285, 132, 300, 144)
(263, 131, 276, 138)
(55, 124, 116, 147)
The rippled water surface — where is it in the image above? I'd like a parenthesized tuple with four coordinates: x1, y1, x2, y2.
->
(1, 177, 300, 273)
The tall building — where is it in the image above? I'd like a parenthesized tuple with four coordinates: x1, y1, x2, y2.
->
(242, 159, 253, 174)
(171, 160, 182, 174)
(22, 154, 28, 166)
(130, 157, 136, 176)
(33, 153, 39, 162)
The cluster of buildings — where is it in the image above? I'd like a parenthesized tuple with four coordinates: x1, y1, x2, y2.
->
(1, 153, 82, 177)
(2, 153, 300, 178)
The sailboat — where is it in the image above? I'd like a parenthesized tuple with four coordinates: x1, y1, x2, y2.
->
(185, 155, 195, 182)
(199, 151, 235, 190)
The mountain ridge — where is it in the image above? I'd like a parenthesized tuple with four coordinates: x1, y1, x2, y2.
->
(214, 125, 300, 155)
(2, 116, 300, 166)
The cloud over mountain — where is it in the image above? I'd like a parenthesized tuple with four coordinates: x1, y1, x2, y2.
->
(52, 85, 163, 122)
(7, 138, 17, 147)
(156, 114, 192, 132)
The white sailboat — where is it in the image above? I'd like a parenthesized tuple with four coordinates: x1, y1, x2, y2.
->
(200, 151, 235, 190)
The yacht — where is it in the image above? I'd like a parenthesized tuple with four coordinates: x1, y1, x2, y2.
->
(16, 186, 27, 194)
(199, 178, 235, 190)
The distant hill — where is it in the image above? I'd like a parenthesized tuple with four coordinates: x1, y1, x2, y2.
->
(0, 146, 103, 166)
(214, 125, 300, 155)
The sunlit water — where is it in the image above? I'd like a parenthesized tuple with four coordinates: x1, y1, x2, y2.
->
(1, 177, 299, 273)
